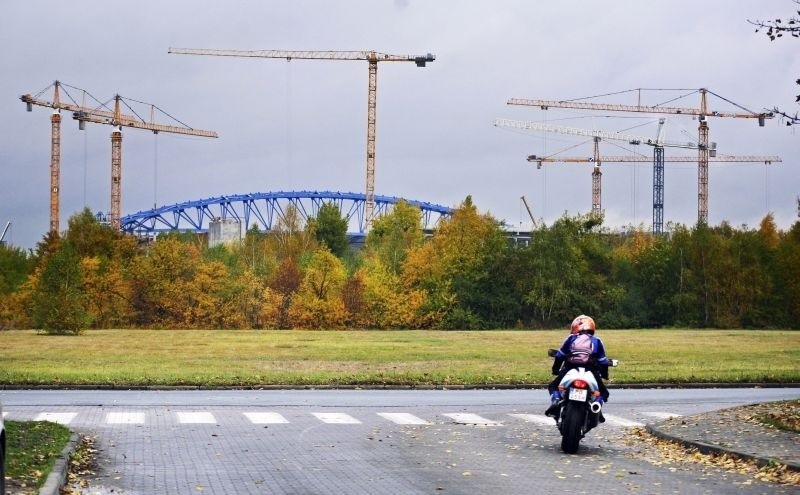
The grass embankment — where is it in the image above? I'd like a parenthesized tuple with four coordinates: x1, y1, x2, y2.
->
(4, 420, 71, 493)
(0, 329, 797, 387)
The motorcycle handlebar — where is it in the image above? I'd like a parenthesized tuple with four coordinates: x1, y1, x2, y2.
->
(546, 349, 619, 367)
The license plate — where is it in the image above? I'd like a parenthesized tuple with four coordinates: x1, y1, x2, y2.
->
(568, 388, 588, 401)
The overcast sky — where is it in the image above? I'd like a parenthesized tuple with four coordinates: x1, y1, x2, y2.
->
(1, 1, 798, 249)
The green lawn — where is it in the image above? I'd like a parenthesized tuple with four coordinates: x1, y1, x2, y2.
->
(4, 420, 72, 493)
(0, 329, 797, 387)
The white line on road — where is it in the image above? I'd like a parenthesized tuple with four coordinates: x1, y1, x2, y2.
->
(107, 412, 145, 424)
(603, 413, 643, 428)
(508, 413, 555, 426)
(377, 412, 430, 425)
(244, 412, 290, 424)
(34, 412, 77, 425)
(641, 411, 683, 420)
(312, 412, 362, 424)
(177, 412, 216, 424)
(443, 413, 502, 426)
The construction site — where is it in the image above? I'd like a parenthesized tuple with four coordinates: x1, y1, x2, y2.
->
(2, 3, 796, 249)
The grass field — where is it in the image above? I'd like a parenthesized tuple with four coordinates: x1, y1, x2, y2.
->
(4, 420, 72, 492)
(0, 329, 797, 387)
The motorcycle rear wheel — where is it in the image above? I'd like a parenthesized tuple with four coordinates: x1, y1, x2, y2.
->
(560, 401, 584, 454)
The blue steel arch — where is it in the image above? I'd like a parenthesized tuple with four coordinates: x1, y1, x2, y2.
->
(120, 190, 453, 237)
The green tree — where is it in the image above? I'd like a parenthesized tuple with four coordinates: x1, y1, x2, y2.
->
(31, 242, 91, 334)
(522, 215, 594, 327)
(311, 202, 349, 258)
(775, 221, 800, 327)
(0, 244, 34, 329)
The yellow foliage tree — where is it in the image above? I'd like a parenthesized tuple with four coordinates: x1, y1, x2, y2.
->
(287, 248, 348, 329)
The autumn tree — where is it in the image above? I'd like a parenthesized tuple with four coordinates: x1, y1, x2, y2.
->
(128, 235, 202, 328)
(287, 247, 348, 328)
(402, 196, 507, 329)
(270, 205, 317, 262)
(365, 200, 425, 275)
(62, 209, 138, 328)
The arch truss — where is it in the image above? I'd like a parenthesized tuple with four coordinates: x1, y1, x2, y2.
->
(120, 190, 453, 237)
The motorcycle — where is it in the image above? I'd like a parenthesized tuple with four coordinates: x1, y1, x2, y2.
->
(547, 349, 618, 454)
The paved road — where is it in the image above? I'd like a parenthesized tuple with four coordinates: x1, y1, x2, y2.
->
(2, 388, 799, 494)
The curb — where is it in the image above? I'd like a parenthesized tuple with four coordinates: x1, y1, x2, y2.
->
(0, 382, 797, 391)
(645, 424, 800, 473)
(39, 432, 78, 495)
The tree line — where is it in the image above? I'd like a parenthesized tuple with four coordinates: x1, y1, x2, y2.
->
(1, 196, 798, 334)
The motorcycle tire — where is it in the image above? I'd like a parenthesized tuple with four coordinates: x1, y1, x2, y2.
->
(560, 401, 584, 454)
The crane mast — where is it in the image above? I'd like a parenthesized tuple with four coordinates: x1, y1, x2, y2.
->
(72, 94, 218, 230)
(168, 47, 435, 230)
(22, 81, 216, 233)
(507, 89, 772, 224)
(22, 81, 137, 233)
(496, 118, 780, 234)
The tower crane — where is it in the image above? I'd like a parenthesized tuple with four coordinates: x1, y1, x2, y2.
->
(72, 95, 218, 230)
(494, 117, 701, 216)
(495, 118, 781, 234)
(167, 47, 435, 230)
(21, 81, 140, 233)
(526, 152, 781, 235)
(507, 88, 773, 224)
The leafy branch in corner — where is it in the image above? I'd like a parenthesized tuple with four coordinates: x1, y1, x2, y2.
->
(749, 1, 800, 125)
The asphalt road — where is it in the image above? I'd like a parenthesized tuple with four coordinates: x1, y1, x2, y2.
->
(2, 388, 799, 494)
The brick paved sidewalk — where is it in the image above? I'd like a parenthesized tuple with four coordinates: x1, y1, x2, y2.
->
(647, 402, 800, 471)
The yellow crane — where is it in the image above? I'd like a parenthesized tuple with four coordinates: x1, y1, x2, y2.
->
(21, 81, 140, 233)
(167, 47, 435, 230)
(22, 81, 217, 232)
(72, 95, 218, 230)
(507, 88, 773, 224)
(495, 117, 781, 233)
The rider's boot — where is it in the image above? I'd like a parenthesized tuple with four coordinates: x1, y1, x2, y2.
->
(544, 391, 561, 417)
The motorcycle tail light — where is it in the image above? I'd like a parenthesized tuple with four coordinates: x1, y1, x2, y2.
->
(572, 379, 588, 389)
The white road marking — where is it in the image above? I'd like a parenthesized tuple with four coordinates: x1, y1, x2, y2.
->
(312, 412, 362, 424)
(107, 412, 145, 424)
(508, 413, 555, 426)
(34, 412, 77, 425)
(377, 412, 430, 425)
(443, 413, 502, 426)
(177, 411, 216, 424)
(603, 413, 643, 428)
(642, 411, 683, 420)
(244, 412, 290, 424)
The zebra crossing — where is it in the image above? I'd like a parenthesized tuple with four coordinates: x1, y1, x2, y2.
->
(2, 409, 681, 428)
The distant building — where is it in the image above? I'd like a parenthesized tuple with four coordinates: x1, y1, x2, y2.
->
(209, 218, 241, 248)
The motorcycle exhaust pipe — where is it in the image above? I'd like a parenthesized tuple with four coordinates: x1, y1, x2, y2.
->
(590, 400, 603, 414)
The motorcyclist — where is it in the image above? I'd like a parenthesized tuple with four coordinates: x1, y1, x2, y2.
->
(545, 315, 610, 418)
